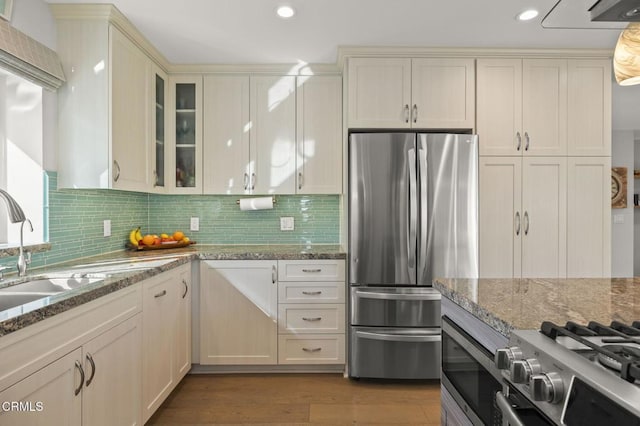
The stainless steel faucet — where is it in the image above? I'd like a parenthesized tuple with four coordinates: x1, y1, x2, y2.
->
(0, 189, 26, 223)
(18, 219, 33, 276)
(0, 189, 32, 277)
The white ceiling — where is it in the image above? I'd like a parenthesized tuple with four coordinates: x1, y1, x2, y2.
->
(45, 0, 625, 64)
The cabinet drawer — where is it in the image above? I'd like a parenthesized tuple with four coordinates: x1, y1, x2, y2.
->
(278, 334, 345, 364)
(278, 304, 345, 334)
(278, 260, 345, 282)
(278, 282, 345, 304)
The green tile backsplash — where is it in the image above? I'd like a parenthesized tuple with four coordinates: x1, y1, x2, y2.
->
(0, 172, 340, 269)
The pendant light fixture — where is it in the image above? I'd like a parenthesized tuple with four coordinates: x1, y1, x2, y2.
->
(614, 22, 640, 86)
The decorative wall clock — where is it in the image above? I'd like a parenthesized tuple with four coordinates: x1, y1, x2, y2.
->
(611, 167, 627, 209)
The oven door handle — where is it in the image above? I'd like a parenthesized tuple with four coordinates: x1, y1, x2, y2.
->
(353, 289, 441, 301)
(496, 391, 525, 426)
(354, 330, 441, 343)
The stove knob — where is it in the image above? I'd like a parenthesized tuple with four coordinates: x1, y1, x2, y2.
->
(530, 372, 564, 404)
(510, 358, 542, 383)
(495, 346, 523, 370)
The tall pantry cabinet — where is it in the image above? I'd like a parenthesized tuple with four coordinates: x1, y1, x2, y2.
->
(477, 57, 611, 278)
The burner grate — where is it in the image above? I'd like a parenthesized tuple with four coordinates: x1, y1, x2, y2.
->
(541, 321, 640, 383)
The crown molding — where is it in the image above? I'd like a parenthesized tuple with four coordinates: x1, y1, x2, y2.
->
(50, 4, 171, 72)
(167, 62, 341, 75)
(336, 45, 614, 69)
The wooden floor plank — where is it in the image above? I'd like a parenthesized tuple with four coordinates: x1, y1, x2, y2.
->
(148, 374, 441, 425)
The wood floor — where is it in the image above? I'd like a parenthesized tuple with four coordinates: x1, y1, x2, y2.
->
(147, 373, 441, 425)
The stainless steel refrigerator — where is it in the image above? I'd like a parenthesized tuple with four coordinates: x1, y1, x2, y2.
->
(348, 132, 478, 379)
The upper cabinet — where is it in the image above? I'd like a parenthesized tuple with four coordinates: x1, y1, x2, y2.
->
(203, 74, 342, 195)
(296, 75, 343, 194)
(347, 57, 475, 129)
(170, 75, 203, 193)
(151, 65, 168, 192)
(477, 58, 611, 157)
(54, 7, 166, 191)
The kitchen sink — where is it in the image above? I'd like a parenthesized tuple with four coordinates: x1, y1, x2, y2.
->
(63, 257, 179, 275)
(0, 276, 105, 312)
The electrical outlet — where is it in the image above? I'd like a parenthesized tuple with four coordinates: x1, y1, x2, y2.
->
(103, 220, 111, 237)
(190, 217, 199, 231)
(280, 217, 294, 231)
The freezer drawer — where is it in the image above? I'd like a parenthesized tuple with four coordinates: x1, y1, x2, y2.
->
(350, 287, 441, 327)
(349, 327, 441, 379)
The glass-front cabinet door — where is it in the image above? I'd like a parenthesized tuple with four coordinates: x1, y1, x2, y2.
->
(170, 74, 202, 193)
(152, 65, 167, 192)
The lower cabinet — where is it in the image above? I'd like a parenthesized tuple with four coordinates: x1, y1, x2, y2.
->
(199, 259, 346, 367)
(142, 263, 192, 423)
(199, 260, 279, 365)
(0, 314, 142, 426)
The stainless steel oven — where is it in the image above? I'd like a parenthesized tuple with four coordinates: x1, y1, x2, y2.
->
(442, 316, 554, 426)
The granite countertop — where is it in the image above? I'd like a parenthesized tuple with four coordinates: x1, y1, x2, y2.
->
(433, 277, 640, 337)
(0, 244, 346, 337)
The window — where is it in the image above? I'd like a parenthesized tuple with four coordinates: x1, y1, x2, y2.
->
(0, 68, 45, 246)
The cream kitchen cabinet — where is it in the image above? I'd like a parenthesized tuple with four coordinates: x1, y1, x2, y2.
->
(296, 75, 343, 194)
(151, 64, 168, 192)
(199, 260, 278, 365)
(170, 75, 203, 193)
(277, 260, 346, 365)
(0, 285, 143, 426)
(566, 157, 611, 277)
(567, 60, 612, 156)
(142, 263, 192, 423)
(347, 57, 475, 129)
(479, 156, 567, 278)
(54, 8, 160, 192)
(203, 74, 340, 195)
(202, 75, 297, 194)
(477, 58, 568, 156)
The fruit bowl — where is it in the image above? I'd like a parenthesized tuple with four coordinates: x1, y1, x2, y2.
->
(126, 240, 196, 251)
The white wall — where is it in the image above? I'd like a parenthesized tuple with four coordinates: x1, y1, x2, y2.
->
(611, 131, 634, 277)
(9, 0, 58, 172)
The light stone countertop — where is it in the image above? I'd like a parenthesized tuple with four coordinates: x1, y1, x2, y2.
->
(433, 277, 640, 337)
(0, 244, 346, 337)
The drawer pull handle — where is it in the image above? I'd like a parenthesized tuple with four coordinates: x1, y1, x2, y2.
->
(302, 317, 322, 322)
(302, 347, 322, 353)
(154, 290, 167, 298)
(302, 268, 322, 273)
(302, 291, 322, 295)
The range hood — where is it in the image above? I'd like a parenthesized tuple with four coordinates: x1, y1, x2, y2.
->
(590, 0, 640, 21)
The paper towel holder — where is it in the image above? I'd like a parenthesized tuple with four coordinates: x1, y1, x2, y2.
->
(236, 197, 276, 205)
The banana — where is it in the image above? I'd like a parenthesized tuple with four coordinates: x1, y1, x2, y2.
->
(129, 227, 142, 247)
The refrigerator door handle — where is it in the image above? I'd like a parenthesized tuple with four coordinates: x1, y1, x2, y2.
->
(353, 289, 441, 301)
(354, 330, 442, 343)
(418, 146, 428, 280)
(408, 148, 417, 269)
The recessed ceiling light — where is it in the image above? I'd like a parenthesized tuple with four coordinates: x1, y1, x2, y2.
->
(517, 9, 539, 21)
(277, 5, 295, 19)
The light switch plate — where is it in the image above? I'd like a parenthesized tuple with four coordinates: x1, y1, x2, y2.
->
(613, 214, 624, 224)
(280, 217, 294, 231)
(103, 220, 111, 237)
(190, 217, 199, 231)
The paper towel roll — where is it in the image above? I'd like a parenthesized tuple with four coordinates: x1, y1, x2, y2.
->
(239, 197, 274, 211)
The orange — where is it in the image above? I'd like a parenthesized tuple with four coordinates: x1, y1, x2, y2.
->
(173, 231, 185, 241)
(141, 234, 155, 246)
